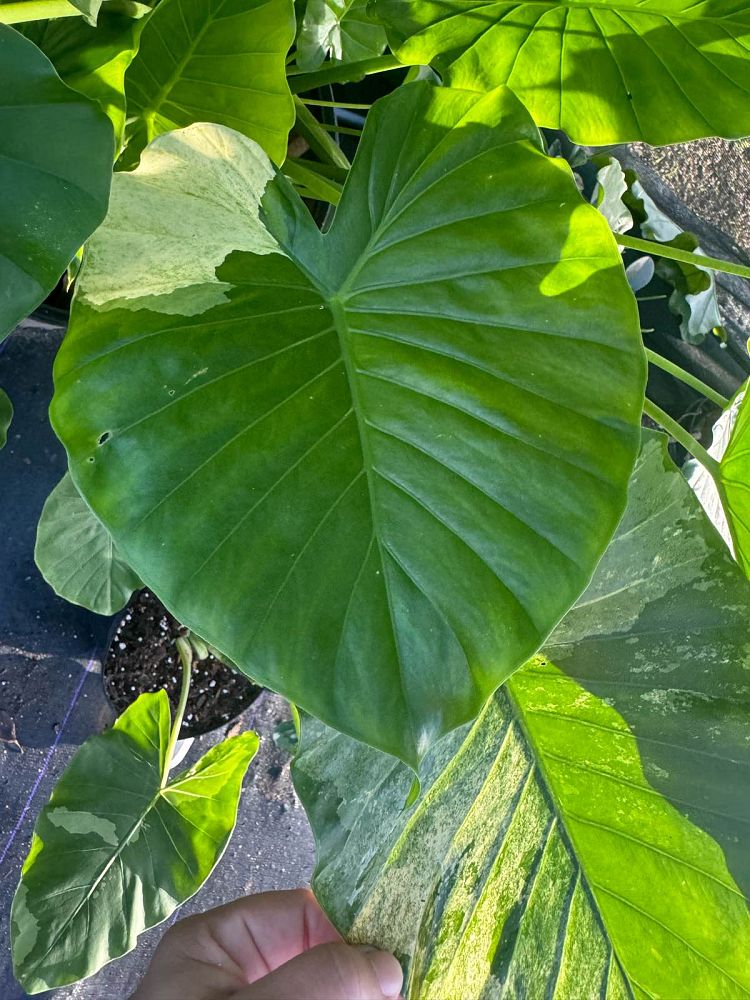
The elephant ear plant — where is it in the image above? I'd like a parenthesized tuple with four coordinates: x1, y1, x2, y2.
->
(3, 0, 750, 993)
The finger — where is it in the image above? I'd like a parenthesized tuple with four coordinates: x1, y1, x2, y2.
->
(172, 888, 342, 983)
(233, 942, 404, 1000)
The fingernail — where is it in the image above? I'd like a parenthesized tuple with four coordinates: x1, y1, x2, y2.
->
(358, 947, 403, 999)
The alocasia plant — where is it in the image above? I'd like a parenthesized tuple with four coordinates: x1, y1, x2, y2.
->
(3, 0, 750, 993)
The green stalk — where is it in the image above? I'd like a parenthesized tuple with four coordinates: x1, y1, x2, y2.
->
(619, 234, 750, 280)
(318, 122, 363, 137)
(162, 636, 192, 787)
(284, 159, 342, 205)
(0, 0, 80, 21)
(0, 0, 140, 21)
(288, 54, 405, 94)
(645, 348, 729, 409)
(643, 398, 721, 479)
(303, 98, 372, 110)
(293, 96, 350, 171)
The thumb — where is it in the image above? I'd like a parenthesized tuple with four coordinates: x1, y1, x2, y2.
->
(235, 941, 403, 1000)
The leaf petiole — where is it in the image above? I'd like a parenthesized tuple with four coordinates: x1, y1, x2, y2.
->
(293, 96, 350, 171)
(0, 0, 141, 22)
(643, 397, 721, 479)
(162, 636, 192, 787)
(288, 54, 406, 94)
(645, 348, 729, 408)
(619, 234, 750, 280)
(303, 98, 372, 110)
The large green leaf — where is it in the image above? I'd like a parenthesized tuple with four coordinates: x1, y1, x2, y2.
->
(12, 691, 258, 993)
(35, 472, 142, 615)
(293, 432, 750, 998)
(0, 26, 113, 341)
(21, 6, 149, 147)
(123, 0, 295, 165)
(297, 0, 387, 70)
(51, 82, 644, 766)
(373, 0, 750, 145)
(0, 387, 11, 449)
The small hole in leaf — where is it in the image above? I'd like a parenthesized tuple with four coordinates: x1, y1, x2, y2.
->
(87, 457, 95, 463)
(98, 432, 110, 445)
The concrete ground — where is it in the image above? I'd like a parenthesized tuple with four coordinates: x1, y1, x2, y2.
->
(0, 321, 315, 1000)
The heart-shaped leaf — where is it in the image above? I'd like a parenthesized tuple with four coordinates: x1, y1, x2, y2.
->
(35, 472, 142, 615)
(12, 691, 258, 993)
(297, 0, 387, 70)
(292, 432, 750, 998)
(52, 82, 644, 766)
(373, 0, 750, 145)
(123, 0, 295, 165)
(0, 26, 113, 341)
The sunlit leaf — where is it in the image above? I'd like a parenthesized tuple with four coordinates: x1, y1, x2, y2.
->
(293, 432, 750, 998)
(21, 6, 149, 146)
(373, 0, 750, 145)
(52, 83, 644, 766)
(718, 387, 750, 578)
(12, 692, 258, 993)
(123, 0, 295, 165)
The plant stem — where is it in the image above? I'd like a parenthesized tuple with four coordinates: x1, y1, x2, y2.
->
(643, 397, 721, 479)
(0, 0, 140, 21)
(619, 234, 750, 280)
(0, 0, 81, 21)
(645, 348, 729, 408)
(293, 96, 350, 171)
(318, 122, 363, 137)
(303, 98, 372, 110)
(162, 636, 192, 787)
(284, 159, 342, 205)
(288, 54, 405, 94)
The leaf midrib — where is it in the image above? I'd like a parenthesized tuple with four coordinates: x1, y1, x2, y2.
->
(503, 680, 634, 998)
(327, 295, 418, 757)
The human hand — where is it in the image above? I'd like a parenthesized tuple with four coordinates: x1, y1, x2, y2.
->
(132, 889, 403, 1000)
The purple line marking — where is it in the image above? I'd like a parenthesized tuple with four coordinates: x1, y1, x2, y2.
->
(0, 651, 98, 870)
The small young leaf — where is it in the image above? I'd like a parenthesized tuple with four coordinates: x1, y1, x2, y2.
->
(297, 0, 387, 71)
(123, 0, 295, 166)
(12, 691, 258, 993)
(35, 472, 142, 615)
(0, 26, 113, 341)
(293, 433, 750, 998)
(591, 156, 632, 235)
(625, 179, 724, 344)
(0, 387, 12, 449)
